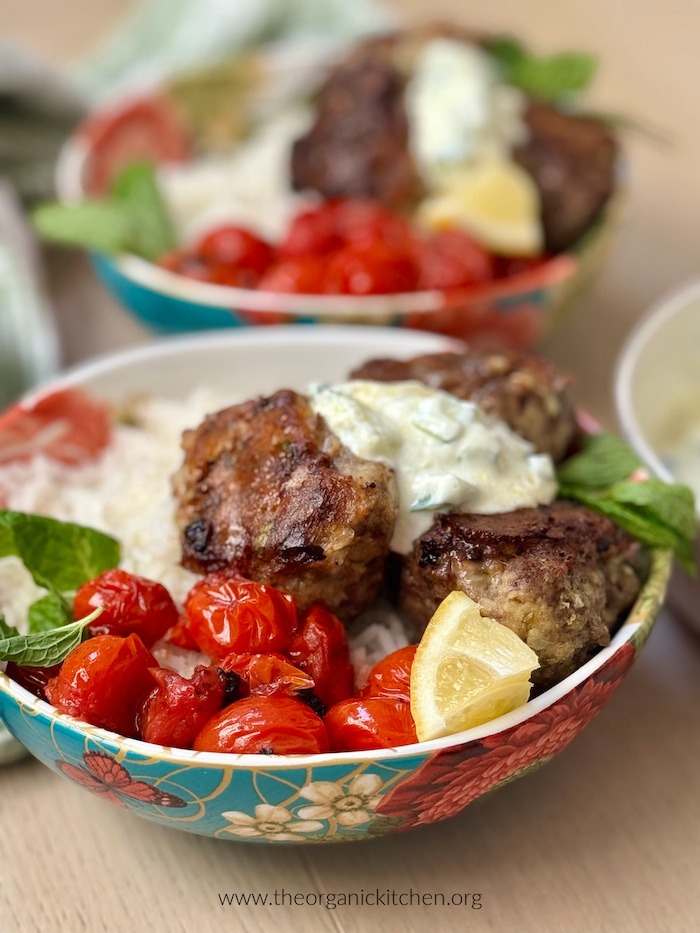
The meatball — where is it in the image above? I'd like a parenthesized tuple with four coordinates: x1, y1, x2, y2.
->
(173, 389, 398, 620)
(350, 349, 576, 461)
(400, 501, 641, 688)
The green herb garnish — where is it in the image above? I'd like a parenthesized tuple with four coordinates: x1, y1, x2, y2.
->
(557, 435, 698, 573)
(488, 35, 597, 103)
(0, 511, 120, 663)
(32, 161, 177, 261)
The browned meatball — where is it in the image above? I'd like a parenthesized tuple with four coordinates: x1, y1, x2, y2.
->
(513, 101, 619, 253)
(350, 349, 576, 462)
(400, 501, 641, 688)
(173, 389, 398, 620)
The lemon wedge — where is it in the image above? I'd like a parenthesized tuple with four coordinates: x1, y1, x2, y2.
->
(418, 160, 544, 257)
(410, 591, 539, 742)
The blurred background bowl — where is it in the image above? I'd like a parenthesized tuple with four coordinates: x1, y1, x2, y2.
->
(56, 71, 625, 351)
(615, 278, 700, 632)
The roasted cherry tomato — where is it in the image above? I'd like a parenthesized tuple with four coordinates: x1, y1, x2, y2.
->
(417, 229, 495, 290)
(0, 388, 111, 467)
(81, 97, 190, 196)
(494, 255, 550, 279)
(158, 248, 212, 281)
(324, 697, 417, 752)
(257, 256, 327, 294)
(359, 645, 417, 703)
(184, 572, 298, 660)
(193, 696, 329, 754)
(45, 634, 157, 737)
(219, 652, 314, 698)
(324, 242, 419, 295)
(139, 664, 225, 747)
(333, 199, 417, 252)
(165, 615, 200, 651)
(287, 605, 355, 708)
(277, 203, 341, 258)
(195, 225, 274, 276)
(74, 568, 179, 647)
(5, 662, 62, 700)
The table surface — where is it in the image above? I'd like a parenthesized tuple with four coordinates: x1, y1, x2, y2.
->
(2, 2, 700, 931)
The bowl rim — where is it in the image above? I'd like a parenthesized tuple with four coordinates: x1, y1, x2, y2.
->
(0, 549, 670, 767)
(615, 276, 700, 508)
(0, 326, 671, 769)
(55, 87, 580, 317)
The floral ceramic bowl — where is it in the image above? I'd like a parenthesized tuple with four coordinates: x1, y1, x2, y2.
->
(55, 48, 623, 350)
(0, 327, 670, 842)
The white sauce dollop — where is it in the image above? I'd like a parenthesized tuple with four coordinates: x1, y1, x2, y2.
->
(405, 38, 527, 179)
(309, 380, 557, 554)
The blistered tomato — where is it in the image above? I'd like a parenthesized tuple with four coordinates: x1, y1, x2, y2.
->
(359, 645, 417, 703)
(278, 203, 341, 258)
(194, 696, 329, 754)
(5, 662, 62, 700)
(324, 243, 419, 295)
(220, 652, 314, 698)
(195, 226, 274, 276)
(257, 256, 327, 294)
(324, 697, 417, 751)
(165, 615, 200, 651)
(184, 572, 298, 660)
(333, 200, 417, 252)
(139, 665, 226, 747)
(74, 568, 179, 647)
(45, 634, 157, 737)
(417, 229, 495, 290)
(288, 605, 355, 708)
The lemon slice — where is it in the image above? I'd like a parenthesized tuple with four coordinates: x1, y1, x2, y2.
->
(418, 160, 544, 257)
(410, 591, 539, 742)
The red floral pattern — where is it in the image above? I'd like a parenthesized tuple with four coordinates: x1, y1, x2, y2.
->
(377, 643, 636, 830)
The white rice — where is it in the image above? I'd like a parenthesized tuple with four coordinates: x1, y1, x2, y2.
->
(0, 389, 410, 673)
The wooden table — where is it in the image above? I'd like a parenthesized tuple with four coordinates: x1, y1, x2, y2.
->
(2, 2, 700, 931)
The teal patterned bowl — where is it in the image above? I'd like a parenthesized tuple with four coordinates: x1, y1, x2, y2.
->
(0, 328, 670, 842)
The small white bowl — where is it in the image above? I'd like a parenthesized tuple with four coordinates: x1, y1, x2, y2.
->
(615, 278, 700, 630)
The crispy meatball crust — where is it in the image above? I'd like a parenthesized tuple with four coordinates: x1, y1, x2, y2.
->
(173, 389, 398, 620)
(400, 501, 641, 688)
(350, 349, 576, 462)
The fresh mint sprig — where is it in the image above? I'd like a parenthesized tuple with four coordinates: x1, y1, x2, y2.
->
(556, 435, 698, 574)
(488, 36, 598, 103)
(32, 161, 177, 261)
(0, 511, 120, 663)
(0, 608, 103, 667)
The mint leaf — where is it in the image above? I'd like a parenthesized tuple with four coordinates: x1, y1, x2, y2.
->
(0, 616, 20, 639)
(28, 592, 71, 634)
(0, 608, 101, 667)
(556, 434, 642, 489)
(32, 201, 132, 254)
(0, 511, 120, 593)
(610, 479, 698, 542)
(32, 162, 177, 261)
(488, 35, 597, 102)
(111, 161, 176, 261)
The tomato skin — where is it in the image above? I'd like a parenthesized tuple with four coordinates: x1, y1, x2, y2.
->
(220, 652, 314, 698)
(278, 204, 341, 259)
(45, 634, 157, 737)
(257, 256, 327, 294)
(0, 388, 111, 467)
(359, 645, 417, 703)
(195, 226, 274, 276)
(165, 616, 200, 651)
(287, 605, 355, 708)
(73, 568, 179, 647)
(184, 573, 298, 660)
(82, 96, 190, 196)
(139, 665, 225, 747)
(417, 229, 495, 290)
(193, 696, 329, 754)
(333, 199, 417, 252)
(324, 243, 419, 295)
(324, 697, 417, 751)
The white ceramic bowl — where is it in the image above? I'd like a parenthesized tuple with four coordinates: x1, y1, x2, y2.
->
(615, 278, 700, 629)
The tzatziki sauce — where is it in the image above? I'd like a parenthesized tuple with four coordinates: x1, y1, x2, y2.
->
(309, 380, 557, 554)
